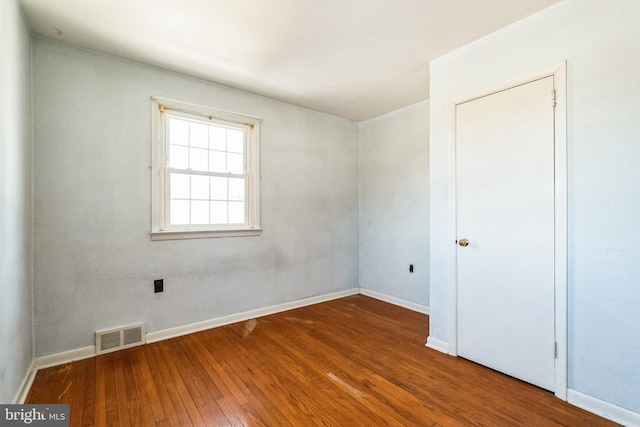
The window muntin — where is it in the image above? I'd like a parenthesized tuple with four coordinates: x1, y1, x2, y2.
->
(151, 98, 261, 240)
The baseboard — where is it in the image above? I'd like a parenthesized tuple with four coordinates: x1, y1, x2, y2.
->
(359, 288, 430, 314)
(425, 336, 449, 354)
(27, 289, 360, 368)
(12, 344, 96, 404)
(14, 288, 359, 403)
(567, 389, 640, 426)
(12, 288, 640, 427)
(146, 287, 360, 343)
(12, 360, 37, 404)
(32, 345, 96, 372)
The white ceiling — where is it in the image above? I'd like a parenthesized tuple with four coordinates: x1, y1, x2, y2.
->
(20, 0, 560, 122)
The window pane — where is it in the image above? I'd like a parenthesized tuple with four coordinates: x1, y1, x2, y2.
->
(228, 178, 245, 201)
(227, 130, 244, 154)
(190, 122, 208, 148)
(209, 150, 226, 173)
(170, 200, 189, 225)
(157, 103, 259, 235)
(190, 147, 208, 171)
(229, 202, 245, 224)
(169, 145, 188, 169)
(169, 118, 188, 146)
(191, 175, 209, 200)
(191, 200, 209, 224)
(209, 126, 226, 151)
(211, 177, 227, 200)
(170, 173, 190, 199)
(211, 201, 228, 224)
(227, 153, 244, 174)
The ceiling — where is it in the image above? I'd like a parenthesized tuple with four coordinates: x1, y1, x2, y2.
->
(20, 0, 560, 122)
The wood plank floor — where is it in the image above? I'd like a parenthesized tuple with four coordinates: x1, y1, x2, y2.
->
(26, 295, 618, 426)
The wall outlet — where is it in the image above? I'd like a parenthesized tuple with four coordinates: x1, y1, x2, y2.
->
(409, 264, 414, 273)
(154, 279, 164, 293)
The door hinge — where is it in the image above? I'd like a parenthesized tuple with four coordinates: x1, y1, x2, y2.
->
(554, 341, 558, 358)
(551, 89, 557, 108)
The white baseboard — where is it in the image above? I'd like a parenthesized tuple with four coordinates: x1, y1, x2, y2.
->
(13, 345, 96, 404)
(425, 336, 450, 354)
(568, 389, 640, 426)
(145, 287, 360, 343)
(21, 288, 639, 427)
(12, 360, 37, 404)
(14, 288, 359, 403)
(33, 346, 96, 371)
(359, 288, 430, 314)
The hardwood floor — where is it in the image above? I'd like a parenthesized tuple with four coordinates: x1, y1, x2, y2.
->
(26, 295, 617, 426)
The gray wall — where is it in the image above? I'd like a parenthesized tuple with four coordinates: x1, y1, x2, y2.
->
(32, 38, 359, 357)
(359, 101, 429, 307)
(429, 0, 640, 413)
(0, 0, 33, 403)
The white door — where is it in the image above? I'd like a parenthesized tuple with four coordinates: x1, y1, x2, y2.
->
(456, 76, 556, 391)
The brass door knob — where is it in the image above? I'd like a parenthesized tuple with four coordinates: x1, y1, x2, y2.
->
(458, 238, 469, 247)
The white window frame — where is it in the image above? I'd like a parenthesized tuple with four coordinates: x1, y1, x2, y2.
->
(150, 97, 261, 240)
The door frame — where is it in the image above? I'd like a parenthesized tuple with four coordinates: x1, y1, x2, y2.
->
(445, 61, 567, 399)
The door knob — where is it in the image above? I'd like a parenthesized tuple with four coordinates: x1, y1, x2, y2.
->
(458, 238, 469, 247)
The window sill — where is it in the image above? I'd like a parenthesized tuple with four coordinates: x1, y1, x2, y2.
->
(151, 228, 262, 241)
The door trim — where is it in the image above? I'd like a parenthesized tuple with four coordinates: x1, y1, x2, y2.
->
(445, 61, 567, 399)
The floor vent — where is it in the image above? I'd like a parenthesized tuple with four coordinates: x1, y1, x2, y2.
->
(96, 323, 145, 355)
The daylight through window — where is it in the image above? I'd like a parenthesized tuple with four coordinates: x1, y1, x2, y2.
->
(151, 98, 261, 240)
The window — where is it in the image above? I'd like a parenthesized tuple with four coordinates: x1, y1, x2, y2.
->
(151, 97, 261, 240)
